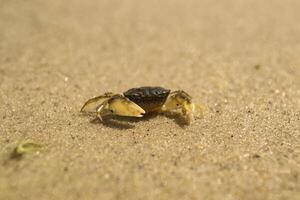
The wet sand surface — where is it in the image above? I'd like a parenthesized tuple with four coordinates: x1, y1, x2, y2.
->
(1, 0, 300, 199)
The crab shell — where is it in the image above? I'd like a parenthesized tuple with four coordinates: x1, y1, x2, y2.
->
(123, 87, 171, 113)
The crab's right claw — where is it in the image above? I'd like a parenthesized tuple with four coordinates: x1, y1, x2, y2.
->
(181, 102, 195, 124)
(183, 103, 204, 124)
(108, 96, 145, 117)
(194, 103, 204, 119)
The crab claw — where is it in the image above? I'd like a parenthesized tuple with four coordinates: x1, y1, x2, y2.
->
(163, 90, 198, 124)
(182, 102, 195, 124)
(108, 95, 146, 117)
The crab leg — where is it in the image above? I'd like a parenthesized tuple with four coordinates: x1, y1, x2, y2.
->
(80, 92, 114, 112)
(95, 102, 108, 121)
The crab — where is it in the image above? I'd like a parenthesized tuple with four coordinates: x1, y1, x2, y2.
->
(80, 86, 202, 124)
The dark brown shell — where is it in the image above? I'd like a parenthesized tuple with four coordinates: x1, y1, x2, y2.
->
(123, 86, 170, 112)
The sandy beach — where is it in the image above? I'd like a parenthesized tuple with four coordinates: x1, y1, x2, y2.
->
(1, 0, 300, 199)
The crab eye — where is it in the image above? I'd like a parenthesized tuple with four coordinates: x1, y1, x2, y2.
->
(176, 103, 179, 106)
(110, 110, 114, 113)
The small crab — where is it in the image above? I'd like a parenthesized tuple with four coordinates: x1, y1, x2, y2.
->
(81, 86, 202, 124)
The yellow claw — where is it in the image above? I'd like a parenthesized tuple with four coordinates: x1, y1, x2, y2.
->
(162, 90, 202, 124)
(108, 96, 145, 117)
(183, 102, 204, 124)
(194, 103, 204, 119)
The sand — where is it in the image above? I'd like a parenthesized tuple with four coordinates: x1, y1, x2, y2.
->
(1, 0, 300, 199)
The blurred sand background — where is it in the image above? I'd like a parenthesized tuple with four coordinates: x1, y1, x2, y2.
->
(1, 0, 300, 199)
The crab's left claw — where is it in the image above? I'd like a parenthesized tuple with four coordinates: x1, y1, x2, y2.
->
(108, 95, 145, 117)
